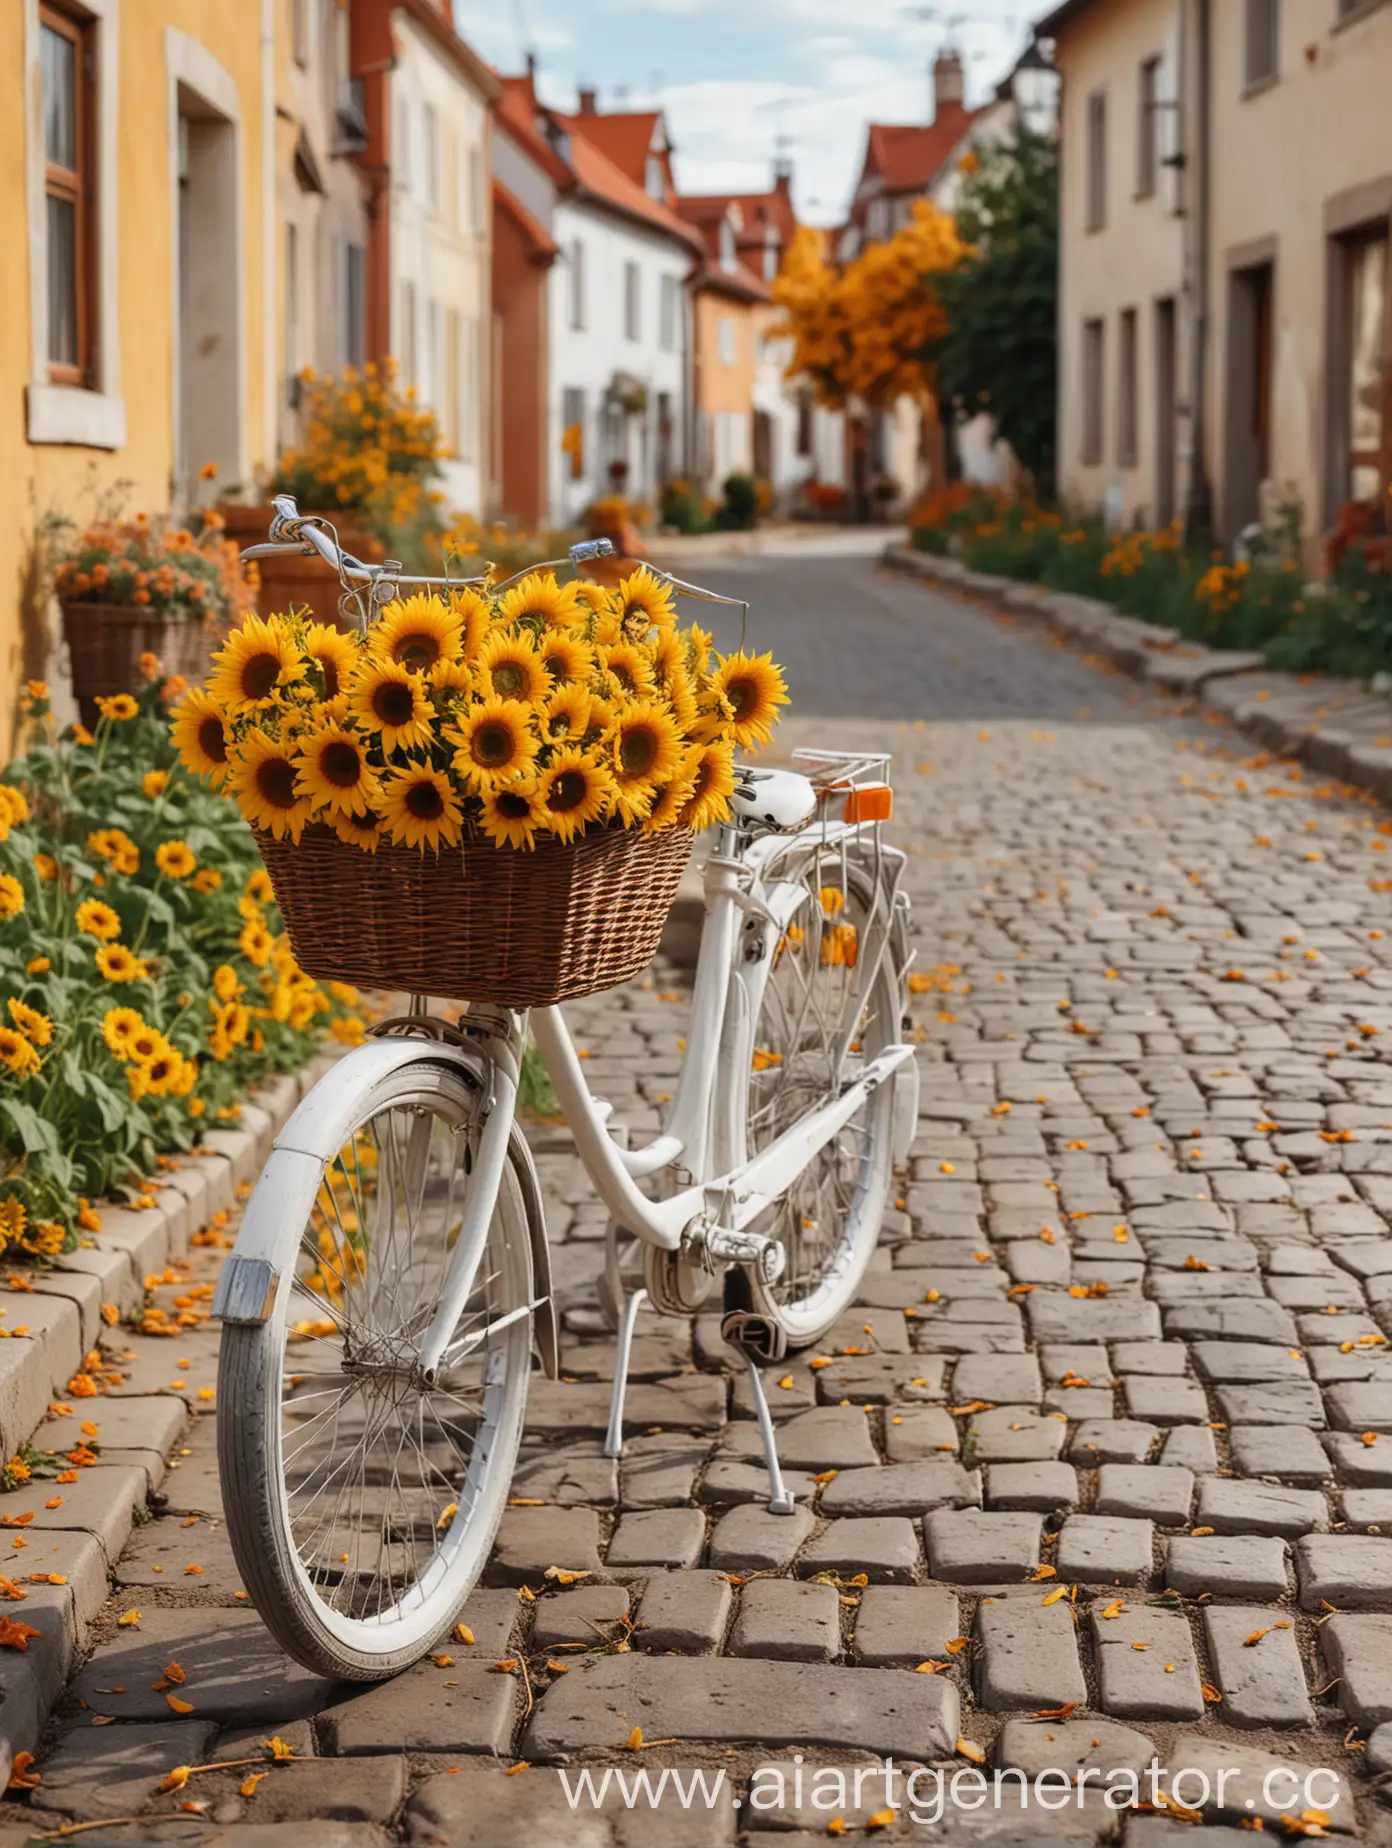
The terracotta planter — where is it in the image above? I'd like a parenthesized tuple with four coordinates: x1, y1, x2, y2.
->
(60, 601, 218, 728)
(217, 503, 385, 630)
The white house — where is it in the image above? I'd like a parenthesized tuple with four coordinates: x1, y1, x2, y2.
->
(494, 71, 699, 528)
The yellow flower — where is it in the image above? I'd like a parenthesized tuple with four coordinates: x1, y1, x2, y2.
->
(598, 641, 656, 699)
(302, 623, 359, 700)
(380, 765, 463, 852)
(611, 699, 684, 805)
(142, 770, 169, 799)
(212, 965, 243, 1003)
(615, 565, 677, 636)
(710, 651, 789, 751)
(25, 958, 50, 976)
(0, 1198, 24, 1251)
(7, 1000, 52, 1046)
(0, 786, 30, 829)
(478, 781, 545, 851)
(539, 632, 593, 685)
(102, 1008, 146, 1058)
(191, 866, 222, 894)
(142, 1046, 186, 1096)
(88, 829, 140, 871)
(0, 875, 25, 920)
(644, 765, 698, 832)
(0, 1028, 40, 1079)
(496, 571, 584, 631)
(245, 869, 274, 905)
(346, 659, 433, 754)
(679, 740, 736, 832)
(330, 808, 384, 853)
(535, 747, 614, 844)
(32, 853, 58, 884)
(476, 629, 547, 703)
(207, 615, 306, 714)
(170, 689, 233, 786)
(369, 595, 463, 674)
(75, 899, 121, 941)
(294, 725, 381, 818)
(95, 693, 138, 723)
(155, 841, 197, 880)
(239, 919, 274, 966)
(447, 698, 539, 794)
(540, 684, 595, 744)
(229, 730, 314, 843)
(448, 586, 493, 660)
(95, 945, 150, 984)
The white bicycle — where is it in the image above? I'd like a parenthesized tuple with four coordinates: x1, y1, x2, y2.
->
(213, 503, 919, 1680)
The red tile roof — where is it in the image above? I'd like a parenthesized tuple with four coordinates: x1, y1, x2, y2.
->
(678, 181, 797, 252)
(864, 104, 979, 196)
(557, 114, 702, 250)
(566, 111, 663, 189)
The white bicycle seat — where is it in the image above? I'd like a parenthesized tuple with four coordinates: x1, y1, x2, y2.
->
(730, 765, 818, 834)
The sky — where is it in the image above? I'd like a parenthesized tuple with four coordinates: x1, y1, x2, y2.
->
(457, 0, 1059, 226)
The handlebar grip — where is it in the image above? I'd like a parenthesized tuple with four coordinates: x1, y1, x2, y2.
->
(569, 538, 615, 563)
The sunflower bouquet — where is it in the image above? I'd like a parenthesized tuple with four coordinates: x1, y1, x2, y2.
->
(171, 565, 788, 1002)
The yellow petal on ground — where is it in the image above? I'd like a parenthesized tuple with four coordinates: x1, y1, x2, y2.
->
(453, 1624, 475, 1645)
(625, 1727, 643, 1751)
(158, 1767, 192, 1792)
(166, 1694, 195, 1714)
(1099, 1600, 1125, 1619)
(241, 1771, 270, 1798)
(1041, 1586, 1070, 1606)
(956, 1739, 986, 1764)
(118, 1609, 142, 1627)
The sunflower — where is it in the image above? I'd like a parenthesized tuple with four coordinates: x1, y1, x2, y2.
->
(7, 1000, 53, 1046)
(536, 748, 615, 844)
(497, 571, 584, 631)
(448, 699, 539, 793)
(240, 919, 274, 965)
(143, 1046, 188, 1096)
(171, 688, 233, 786)
(102, 1007, 144, 1057)
(598, 642, 656, 699)
(679, 740, 736, 832)
(448, 587, 494, 660)
(478, 781, 545, 851)
(572, 582, 610, 616)
(88, 828, 139, 870)
(539, 632, 593, 684)
(302, 622, 359, 701)
(476, 629, 547, 703)
(611, 700, 684, 804)
(95, 944, 149, 984)
(230, 730, 314, 843)
(155, 841, 197, 880)
(429, 657, 475, 696)
(0, 1199, 26, 1245)
(126, 1022, 169, 1064)
(370, 595, 463, 675)
(207, 615, 306, 714)
(654, 654, 699, 731)
(347, 660, 434, 754)
(540, 684, 594, 745)
(710, 650, 789, 751)
(75, 899, 121, 941)
(0, 786, 28, 828)
(213, 965, 243, 1003)
(615, 565, 677, 638)
(330, 808, 385, 854)
(295, 725, 381, 818)
(192, 866, 223, 894)
(644, 765, 698, 832)
(685, 623, 714, 677)
(246, 869, 274, 904)
(0, 1029, 40, 1079)
(95, 693, 139, 722)
(380, 765, 464, 851)
(691, 685, 737, 745)
(142, 770, 168, 799)
(0, 875, 26, 920)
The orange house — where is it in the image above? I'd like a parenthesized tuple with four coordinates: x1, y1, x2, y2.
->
(675, 200, 773, 495)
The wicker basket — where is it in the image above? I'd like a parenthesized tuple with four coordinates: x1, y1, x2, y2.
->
(61, 601, 218, 727)
(256, 822, 693, 1007)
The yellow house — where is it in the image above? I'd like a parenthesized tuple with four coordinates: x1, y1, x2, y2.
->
(0, 0, 274, 746)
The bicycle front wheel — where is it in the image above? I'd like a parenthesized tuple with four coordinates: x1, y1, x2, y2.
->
(218, 1060, 533, 1680)
(737, 848, 902, 1353)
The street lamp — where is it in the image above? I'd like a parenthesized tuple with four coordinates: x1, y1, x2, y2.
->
(1008, 36, 1060, 136)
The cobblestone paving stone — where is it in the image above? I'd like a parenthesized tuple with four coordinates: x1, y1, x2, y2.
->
(16, 558, 1392, 1841)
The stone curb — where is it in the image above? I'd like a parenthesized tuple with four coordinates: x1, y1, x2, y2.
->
(0, 1051, 334, 1784)
(883, 544, 1392, 807)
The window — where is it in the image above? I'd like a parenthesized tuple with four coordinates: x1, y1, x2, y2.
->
(1245, 0, 1279, 85)
(395, 98, 410, 192)
(568, 238, 585, 331)
(562, 386, 586, 481)
(719, 217, 736, 272)
(1137, 58, 1160, 198)
(796, 386, 814, 459)
(469, 147, 484, 233)
(1118, 307, 1139, 467)
(423, 105, 439, 212)
(718, 316, 736, 367)
(1343, 231, 1389, 505)
(285, 222, 299, 404)
(41, 5, 94, 385)
(401, 279, 417, 385)
(645, 152, 665, 201)
(623, 262, 641, 342)
(1085, 89, 1107, 231)
(1082, 317, 1106, 464)
(659, 274, 679, 354)
(444, 307, 461, 454)
(291, 0, 312, 67)
(345, 241, 366, 368)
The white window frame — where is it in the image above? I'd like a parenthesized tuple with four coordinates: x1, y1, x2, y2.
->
(623, 261, 641, 342)
(569, 237, 586, 332)
(718, 315, 736, 367)
(24, 0, 125, 447)
(423, 102, 439, 213)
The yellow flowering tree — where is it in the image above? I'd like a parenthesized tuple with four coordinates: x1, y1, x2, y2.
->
(773, 206, 965, 411)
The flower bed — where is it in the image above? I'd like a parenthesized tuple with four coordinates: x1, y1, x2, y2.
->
(909, 490, 1392, 682)
(0, 666, 359, 1260)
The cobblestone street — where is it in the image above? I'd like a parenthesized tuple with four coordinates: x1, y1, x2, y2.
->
(14, 555, 1392, 1844)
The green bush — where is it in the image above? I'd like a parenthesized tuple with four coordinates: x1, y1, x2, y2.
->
(717, 473, 759, 532)
(660, 479, 711, 535)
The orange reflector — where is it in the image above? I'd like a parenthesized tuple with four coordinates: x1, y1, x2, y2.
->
(844, 785, 893, 823)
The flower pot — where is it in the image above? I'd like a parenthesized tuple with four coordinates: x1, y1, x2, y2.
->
(60, 601, 218, 727)
(217, 503, 385, 630)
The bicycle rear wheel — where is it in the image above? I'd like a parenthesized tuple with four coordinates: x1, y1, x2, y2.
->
(735, 849, 902, 1353)
(218, 1060, 532, 1680)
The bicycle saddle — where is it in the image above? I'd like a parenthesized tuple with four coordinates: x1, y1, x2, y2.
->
(730, 765, 818, 834)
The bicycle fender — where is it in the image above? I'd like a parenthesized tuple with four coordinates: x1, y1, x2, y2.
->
(272, 1038, 485, 1163)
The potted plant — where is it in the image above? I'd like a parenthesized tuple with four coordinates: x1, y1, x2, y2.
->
(51, 512, 254, 726)
(222, 361, 448, 627)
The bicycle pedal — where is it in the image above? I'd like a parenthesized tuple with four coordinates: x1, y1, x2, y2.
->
(720, 1308, 788, 1366)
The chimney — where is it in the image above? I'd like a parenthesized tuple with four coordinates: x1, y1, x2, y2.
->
(578, 87, 597, 115)
(933, 49, 965, 117)
(773, 154, 793, 193)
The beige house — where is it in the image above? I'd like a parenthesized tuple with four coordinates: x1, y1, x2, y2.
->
(1043, 0, 1392, 546)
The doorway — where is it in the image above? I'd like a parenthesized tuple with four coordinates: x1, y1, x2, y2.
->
(1224, 261, 1274, 537)
(175, 85, 241, 502)
(1154, 296, 1177, 528)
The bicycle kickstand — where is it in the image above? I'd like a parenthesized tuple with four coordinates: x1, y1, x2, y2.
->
(743, 1358, 797, 1517)
(602, 1286, 648, 1460)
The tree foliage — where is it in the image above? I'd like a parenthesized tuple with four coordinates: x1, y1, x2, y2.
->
(927, 129, 1060, 497)
(773, 206, 964, 412)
